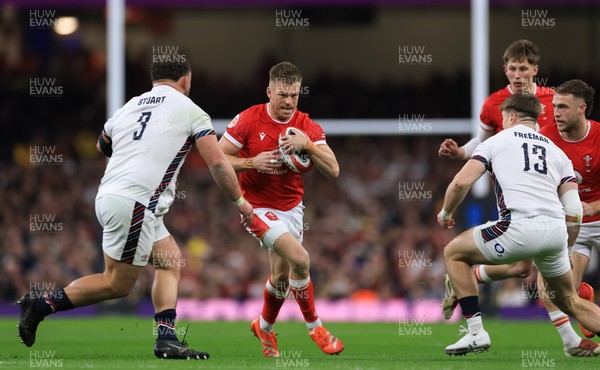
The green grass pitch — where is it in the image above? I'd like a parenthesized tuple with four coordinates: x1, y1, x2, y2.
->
(1, 317, 600, 369)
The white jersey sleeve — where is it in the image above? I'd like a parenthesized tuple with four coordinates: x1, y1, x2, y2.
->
(97, 85, 214, 215)
(102, 104, 126, 138)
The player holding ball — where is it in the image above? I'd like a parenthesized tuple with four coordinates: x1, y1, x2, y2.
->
(218, 61, 343, 358)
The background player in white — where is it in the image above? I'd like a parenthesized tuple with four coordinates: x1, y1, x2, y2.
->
(438, 40, 554, 320)
(437, 93, 600, 356)
(442, 80, 600, 356)
(17, 58, 253, 360)
(218, 61, 343, 358)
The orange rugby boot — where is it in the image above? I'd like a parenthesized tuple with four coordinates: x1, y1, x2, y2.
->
(250, 318, 280, 358)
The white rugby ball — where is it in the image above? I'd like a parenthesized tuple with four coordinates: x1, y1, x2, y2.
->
(278, 127, 313, 173)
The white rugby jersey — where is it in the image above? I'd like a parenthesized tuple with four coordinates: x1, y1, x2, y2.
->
(97, 85, 214, 215)
(472, 124, 577, 222)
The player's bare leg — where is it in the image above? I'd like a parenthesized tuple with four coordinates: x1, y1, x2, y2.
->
(149, 235, 209, 360)
(65, 253, 142, 305)
(475, 260, 533, 282)
(544, 272, 600, 336)
(569, 252, 596, 338)
(443, 260, 533, 319)
(443, 228, 493, 355)
(538, 250, 596, 348)
(272, 233, 310, 279)
(571, 252, 590, 291)
(151, 235, 180, 312)
(537, 271, 599, 357)
(250, 250, 289, 358)
(18, 254, 142, 346)
(271, 233, 343, 355)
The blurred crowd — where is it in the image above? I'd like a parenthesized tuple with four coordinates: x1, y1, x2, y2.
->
(0, 133, 472, 303)
(0, 19, 474, 304)
(3, 19, 600, 308)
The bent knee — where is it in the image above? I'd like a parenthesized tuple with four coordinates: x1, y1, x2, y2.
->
(104, 273, 137, 298)
(286, 249, 310, 276)
(443, 243, 462, 263)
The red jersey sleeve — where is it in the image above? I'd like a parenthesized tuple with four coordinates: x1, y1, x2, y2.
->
(223, 113, 249, 149)
(299, 115, 327, 146)
(535, 87, 555, 129)
(479, 96, 498, 133)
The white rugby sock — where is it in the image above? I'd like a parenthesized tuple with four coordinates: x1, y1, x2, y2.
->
(548, 310, 580, 349)
(260, 315, 274, 333)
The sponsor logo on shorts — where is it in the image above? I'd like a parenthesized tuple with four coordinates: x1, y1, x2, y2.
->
(265, 212, 280, 221)
(494, 243, 505, 258)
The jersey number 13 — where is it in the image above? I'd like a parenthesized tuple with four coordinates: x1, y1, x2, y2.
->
(521, 142, 547, 175)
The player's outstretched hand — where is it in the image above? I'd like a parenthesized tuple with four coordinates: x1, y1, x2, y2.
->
(438, 139, 464, 160)
(253, 150, 282, 171)
(437, 210, 455, 229)
(237, 201, 253, 228)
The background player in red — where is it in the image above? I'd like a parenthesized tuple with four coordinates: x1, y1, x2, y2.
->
(439, 39, 554, 160)
(218, 61, 343, 358)
(535, 79, 600, 354)
(438, 40, 554, 312)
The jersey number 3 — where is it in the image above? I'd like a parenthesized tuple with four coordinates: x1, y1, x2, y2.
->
(133, 112, 152, 140)
(521, 142, 547, 175)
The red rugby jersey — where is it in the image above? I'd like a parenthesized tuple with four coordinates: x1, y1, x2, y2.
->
(480, 84, 554, 133)
(223, 103, 326, 211)
(540, 120, 600, 223)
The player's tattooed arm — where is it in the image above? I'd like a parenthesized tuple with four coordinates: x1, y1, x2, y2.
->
(218, 138, 281, 172)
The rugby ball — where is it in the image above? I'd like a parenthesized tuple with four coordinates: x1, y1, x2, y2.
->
(278, 127, 313, 173)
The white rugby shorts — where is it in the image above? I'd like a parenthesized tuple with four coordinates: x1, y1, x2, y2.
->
(246, 203, 305, 249)
(473, 215, 570, 278)
(573, 221, 600, 259)
(95, 194, 170, 266)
